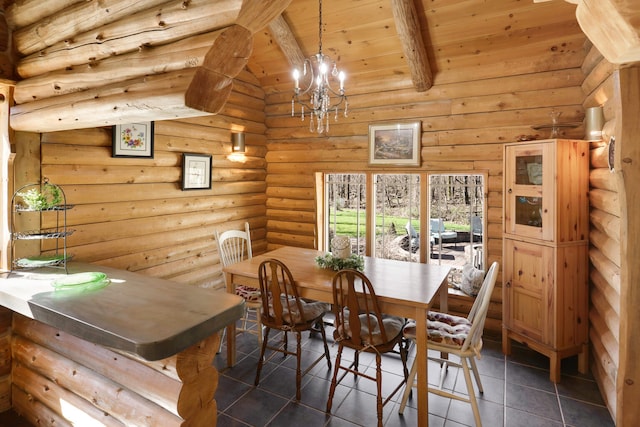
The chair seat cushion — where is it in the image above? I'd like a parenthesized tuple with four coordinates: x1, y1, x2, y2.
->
(235, 285, 261, 302)
(269, 297, 330, 325)
(336, 313, 405, 346)
(403, 311, 471, 347)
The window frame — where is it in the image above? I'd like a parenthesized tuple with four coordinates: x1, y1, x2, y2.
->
(317, 171, 488, 268)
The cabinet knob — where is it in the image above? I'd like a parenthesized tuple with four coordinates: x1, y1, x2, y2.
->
(508, 188, 512, 194)
(505, 281, 511, 288)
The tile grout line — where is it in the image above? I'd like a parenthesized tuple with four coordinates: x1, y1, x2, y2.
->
(555, 382, 567, 427)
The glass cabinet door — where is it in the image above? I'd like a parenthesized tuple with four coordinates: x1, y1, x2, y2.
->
(504, 142, 554, 241)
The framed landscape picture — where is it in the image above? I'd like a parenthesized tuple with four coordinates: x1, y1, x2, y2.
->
(182, 153, 212, 190)
(112, 121, 154, 158)
(368, 121, 421, 166)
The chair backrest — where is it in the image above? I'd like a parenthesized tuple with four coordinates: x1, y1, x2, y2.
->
(430, 218, 445, 234)
(257, 258, 305, 328)
(215, 222, 252, 267)
(461, 261, 499, 353)
(471, 216, 483, 236)
(405, 221, 418, 238)
(332, 269, 393, 348)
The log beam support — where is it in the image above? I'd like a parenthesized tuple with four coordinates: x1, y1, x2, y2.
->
(268, 14, 306, 69)
(576, 0, 640, 64)
(390, 0, 433, 92)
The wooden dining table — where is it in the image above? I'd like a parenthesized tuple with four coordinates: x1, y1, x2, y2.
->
(223, 245, 451, 427)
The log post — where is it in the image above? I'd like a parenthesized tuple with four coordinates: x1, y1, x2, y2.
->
(614, 65, 640, 427)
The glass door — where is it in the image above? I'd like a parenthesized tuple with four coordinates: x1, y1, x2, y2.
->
(504, 142, 555, 241)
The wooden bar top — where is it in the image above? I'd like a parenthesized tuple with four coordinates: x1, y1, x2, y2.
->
(0, 262, 244, 361)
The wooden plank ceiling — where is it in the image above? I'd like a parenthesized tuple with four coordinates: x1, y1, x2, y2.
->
(4, 0, 635, 133)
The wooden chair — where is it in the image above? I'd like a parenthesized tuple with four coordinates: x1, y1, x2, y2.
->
(326, 269, 409, 427)
(215, 222, 262, 347)
(254, 258, 332, 400)
(398, 261, 500, 427)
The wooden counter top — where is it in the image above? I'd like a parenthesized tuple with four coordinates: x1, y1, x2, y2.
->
(0, 263, 244, 361)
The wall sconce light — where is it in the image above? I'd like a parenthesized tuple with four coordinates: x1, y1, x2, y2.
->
(231, 132, 245, 153)
(585, 106, 604, 141)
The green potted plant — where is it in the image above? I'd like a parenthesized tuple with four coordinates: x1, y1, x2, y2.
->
(17, 183, 63, 210)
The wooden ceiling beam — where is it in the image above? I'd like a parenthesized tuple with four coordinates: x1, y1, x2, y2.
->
(10, 0, 292, 132)
(576, 0, 640, 64)
(267, 14, 306, 69)
(185, 24, 253, 113)
(390, 0, 433, 92)
(185, 0, 292, 113)
(267, 1, 433, 93)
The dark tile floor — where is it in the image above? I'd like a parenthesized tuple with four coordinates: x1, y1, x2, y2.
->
(0, 315, 615, 427)
(213, 316, 615, 427)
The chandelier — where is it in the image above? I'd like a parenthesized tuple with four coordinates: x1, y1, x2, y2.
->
(291, 0, 348, 133)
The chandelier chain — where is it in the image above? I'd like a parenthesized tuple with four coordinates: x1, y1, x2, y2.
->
(318, 0, 323, 55)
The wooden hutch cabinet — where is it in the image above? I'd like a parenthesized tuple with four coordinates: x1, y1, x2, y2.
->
(502, 139, 590, 382)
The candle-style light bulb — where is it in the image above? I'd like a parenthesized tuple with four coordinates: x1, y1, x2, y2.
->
(293, 69, 300, 90)
(338, 71, 345, 90)
(319, 61, 328, 76)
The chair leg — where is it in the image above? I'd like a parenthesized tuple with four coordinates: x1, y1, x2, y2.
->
(217, 325, 226, 354)
(375, 353, 383, 427)
(326, 345, 344, 413)
(241, 306, 249, 331)
(462, 357, 482, 427)
(399, 353, 418, 414)
(400, 339, 409, 382)
(295, 331, 302, 400)
(254, 327, 271, 386)
(469, 355, 484, 393)
(353, 351, 360, 378)
(319, 320, 332, 369)
(283, 330, 288, 355)
(254, 305, 263, 347)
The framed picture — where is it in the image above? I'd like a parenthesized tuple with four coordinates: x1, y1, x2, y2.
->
(368, 121, 421, 166)
(112, 121, 154, 158)
(182, 153, 212, 190)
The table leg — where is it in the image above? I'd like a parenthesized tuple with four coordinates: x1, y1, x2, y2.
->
(439, 281, 448, 313)
(440, 281, 449, 362)
(415, 307, 428, 427)
(225, 272, 237, 367)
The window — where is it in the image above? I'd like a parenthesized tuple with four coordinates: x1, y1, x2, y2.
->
(324, 174, 366, 255)
(429, 174, 485, 269)
(320, 172, 486, 273)
(373, 174, 420, 261)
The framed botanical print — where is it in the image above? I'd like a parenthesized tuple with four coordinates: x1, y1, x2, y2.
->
(112, 121, 154, 158)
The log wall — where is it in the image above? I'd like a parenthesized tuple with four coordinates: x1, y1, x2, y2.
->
(11, 313, 220, 427)
(581, 41, 622, 421)
(14, 70, 268, 292)
(263, 42, 587, 337)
